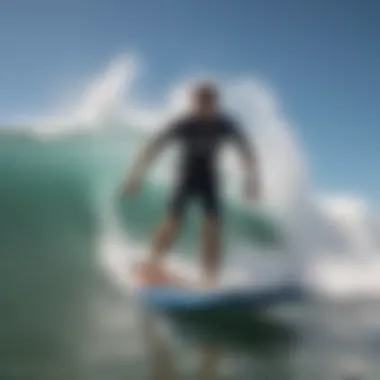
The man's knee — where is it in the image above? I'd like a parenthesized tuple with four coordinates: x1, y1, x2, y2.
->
(159, 216, 181, 235)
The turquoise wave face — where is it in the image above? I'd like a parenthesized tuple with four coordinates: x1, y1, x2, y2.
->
(0, 130, 282, 261)
(0, 133, 102, 374)
(0, 128, 284, 378)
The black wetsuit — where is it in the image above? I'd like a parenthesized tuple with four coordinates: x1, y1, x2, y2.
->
(158, 114, 247, 219)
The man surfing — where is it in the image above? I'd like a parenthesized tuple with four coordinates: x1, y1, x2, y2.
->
(123, 81, 260, 288)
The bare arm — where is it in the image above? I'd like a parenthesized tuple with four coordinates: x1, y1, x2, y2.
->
(124, 123, 179, 194)
(128, 133, 168, 180)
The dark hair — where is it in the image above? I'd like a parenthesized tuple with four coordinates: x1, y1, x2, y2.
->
(193, 81, 219, 101)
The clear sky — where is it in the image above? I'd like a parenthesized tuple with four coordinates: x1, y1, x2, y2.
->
(1, 0, 379, 200)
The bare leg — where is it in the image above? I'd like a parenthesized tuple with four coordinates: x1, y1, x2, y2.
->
(201, 217, 221, 288)
(150, 216, 181, 264)
(137, 216, 181, 284)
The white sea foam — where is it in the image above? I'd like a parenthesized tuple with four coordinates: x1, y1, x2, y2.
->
(14, 54, 380, 298)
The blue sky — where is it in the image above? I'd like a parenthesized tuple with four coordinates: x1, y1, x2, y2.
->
(1, 0, 379, 200)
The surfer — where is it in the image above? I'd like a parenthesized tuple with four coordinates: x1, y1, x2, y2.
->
(123, 81, 259, 287)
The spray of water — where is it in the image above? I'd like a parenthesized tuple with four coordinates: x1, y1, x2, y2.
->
(25, 55, 380, 297)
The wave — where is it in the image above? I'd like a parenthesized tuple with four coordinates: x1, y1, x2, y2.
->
(1, 55, 379, 298)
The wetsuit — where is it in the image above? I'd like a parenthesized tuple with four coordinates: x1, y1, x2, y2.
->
(157, 114, 248, 219)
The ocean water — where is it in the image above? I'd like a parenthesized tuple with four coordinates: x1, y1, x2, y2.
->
(1, 57, 380, 379)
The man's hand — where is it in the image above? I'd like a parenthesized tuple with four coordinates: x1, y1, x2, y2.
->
(122, 174, 142, 196)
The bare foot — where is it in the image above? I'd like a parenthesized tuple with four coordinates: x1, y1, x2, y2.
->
(133, 261, 193, 289)
(133, 261, 166, 285)
(200, 275, 218, 291)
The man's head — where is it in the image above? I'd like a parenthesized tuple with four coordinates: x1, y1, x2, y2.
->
(191, 81, 219, 118)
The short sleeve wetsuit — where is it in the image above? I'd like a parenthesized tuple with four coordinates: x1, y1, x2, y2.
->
(156, 114, 248, 219)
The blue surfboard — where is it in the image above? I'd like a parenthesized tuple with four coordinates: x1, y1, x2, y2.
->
(137, 284, 304, 312)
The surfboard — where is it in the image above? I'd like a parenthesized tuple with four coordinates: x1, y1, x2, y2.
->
(136, 283, 304, 312)
(129, 261, 304, 313)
